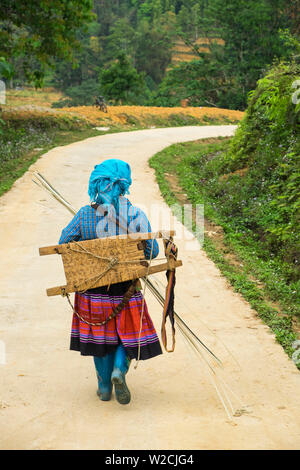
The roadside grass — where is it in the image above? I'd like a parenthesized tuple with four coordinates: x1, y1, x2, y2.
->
(149, 138, 300, 363)
(0, 112, 123, 197)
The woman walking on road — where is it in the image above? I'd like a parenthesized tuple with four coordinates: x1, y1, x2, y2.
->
(58, 159, 162, 405)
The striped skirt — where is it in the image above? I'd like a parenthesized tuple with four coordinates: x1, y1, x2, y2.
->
(70, 281, 162, 360)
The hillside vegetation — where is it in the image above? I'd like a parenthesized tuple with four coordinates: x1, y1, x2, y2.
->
(221, 62, 300, 269)
(150, 60, 300, 358)
(1, 1, 298, 111)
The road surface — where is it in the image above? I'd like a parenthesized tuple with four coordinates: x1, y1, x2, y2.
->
(0, 126, 299, 450)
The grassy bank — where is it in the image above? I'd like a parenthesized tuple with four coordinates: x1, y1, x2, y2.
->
(4, 86, 244, 128)
(149, 137, 299, 363)
(0, 111, 115, 197)
(57, 104, 243, 127)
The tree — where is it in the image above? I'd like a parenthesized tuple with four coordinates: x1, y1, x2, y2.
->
(170, 0, 299, 110)
(53, 22, 103, 91)
(99, 52, 145, 104)
(104, 19, 137, 62)
(155, 54, 226, 107)
(52, 79, 100, 107)
(177, 1, 209, 40)
(0, 57, 14, 86)
(0, 0, 93, 86)
(135, 13, 176, 84)
(204, 0, 294, 107)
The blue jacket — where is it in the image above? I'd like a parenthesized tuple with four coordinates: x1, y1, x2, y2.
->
(58, 196, 159, 260)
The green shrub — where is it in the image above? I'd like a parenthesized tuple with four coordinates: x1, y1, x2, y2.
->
(52, 79, 100, 107)
(187, 60, 300, 276)
(223, 61, 300, 267)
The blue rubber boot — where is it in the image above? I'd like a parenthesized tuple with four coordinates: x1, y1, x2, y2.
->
(111, 343, 131, 405)
(94, 352, 115, 401)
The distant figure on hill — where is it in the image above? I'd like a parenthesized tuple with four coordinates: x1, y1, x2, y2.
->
(181, 98, 189, 108)
(95, 95, 108, 113)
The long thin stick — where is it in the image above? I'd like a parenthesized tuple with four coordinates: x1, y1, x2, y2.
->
(33, 172, 241, 413)
(32, 172, 76, 216)
(33, 172, 222, 363)
(143, 276, 223, 367)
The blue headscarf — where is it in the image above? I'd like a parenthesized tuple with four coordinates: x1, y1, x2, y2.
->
(88, 159, 132, 211)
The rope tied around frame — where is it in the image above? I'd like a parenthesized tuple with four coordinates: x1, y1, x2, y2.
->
(67, 240, 144, 294)
(61, 236, 179, 349)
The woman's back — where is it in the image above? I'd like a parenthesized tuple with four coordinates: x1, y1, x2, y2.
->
(59, 196, 159, 259)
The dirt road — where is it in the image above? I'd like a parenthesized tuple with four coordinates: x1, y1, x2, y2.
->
(0, 126, 299, 450)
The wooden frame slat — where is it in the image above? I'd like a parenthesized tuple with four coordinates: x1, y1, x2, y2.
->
(46, 260, 183, 297)
(39, 230, 182, 297)
(39, 231, 176, 256)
